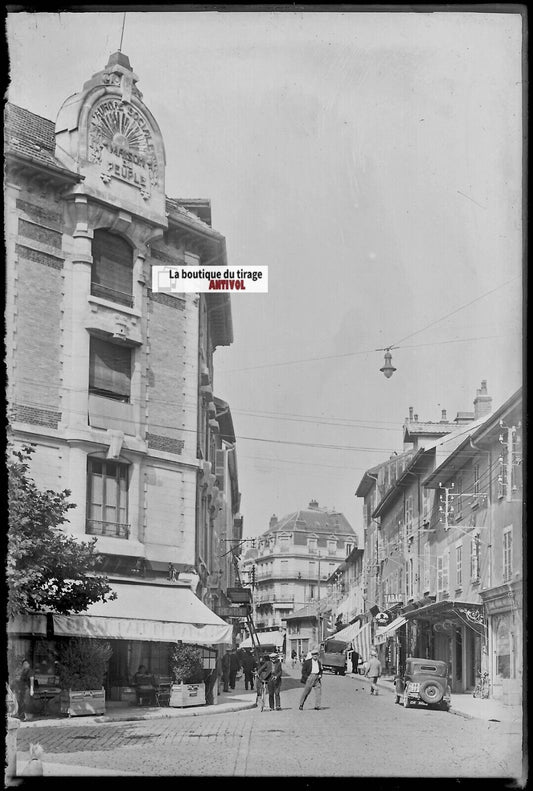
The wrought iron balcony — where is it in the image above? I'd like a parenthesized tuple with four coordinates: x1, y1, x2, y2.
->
(86, 519, 130, 539)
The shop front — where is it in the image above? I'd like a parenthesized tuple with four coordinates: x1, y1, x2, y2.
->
(404, 600, 485, 694)
(374, 616, 407, 675)
(7, 582, 232, 707)
(480, 581, 522, 704)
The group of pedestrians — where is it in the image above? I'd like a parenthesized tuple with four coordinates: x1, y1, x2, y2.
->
(220, 644, 383, 710)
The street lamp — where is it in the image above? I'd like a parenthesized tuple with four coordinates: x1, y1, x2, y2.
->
(379, 348, 397, 379)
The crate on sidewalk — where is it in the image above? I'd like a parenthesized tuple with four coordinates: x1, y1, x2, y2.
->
(169, 683, 206, 708)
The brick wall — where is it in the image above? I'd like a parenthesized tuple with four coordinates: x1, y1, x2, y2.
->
(14, 256, 62, 410)
(146, 298, 197, 457)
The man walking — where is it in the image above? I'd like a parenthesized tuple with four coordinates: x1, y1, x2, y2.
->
(268, 652, 283, 711)
(299, 648, 323, 710)
(365, 649, 382, 695)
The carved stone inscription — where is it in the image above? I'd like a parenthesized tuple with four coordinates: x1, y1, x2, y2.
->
(89, 99, 159, 199)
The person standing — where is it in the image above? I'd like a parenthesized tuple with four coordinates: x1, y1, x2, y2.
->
(365, 649, 382, 695)
(16, 660, 35, 721)
(299, 648, 323, 710)
(229, 649, 240, 690)
(291, 649, 298, 668)
(221, 648, 231, 692)
(351, 649, 360, 674)
(268, 652, 282, 711)
(240, 649, 256, 691)
(255, 653, 273, 705)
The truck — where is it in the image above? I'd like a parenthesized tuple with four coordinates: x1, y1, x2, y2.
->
(319, 638, 348, 675)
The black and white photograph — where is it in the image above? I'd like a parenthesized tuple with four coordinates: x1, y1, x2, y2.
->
(5, 6, 525, 783)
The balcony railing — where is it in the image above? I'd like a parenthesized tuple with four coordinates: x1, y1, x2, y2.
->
(86, 519, 130, 539)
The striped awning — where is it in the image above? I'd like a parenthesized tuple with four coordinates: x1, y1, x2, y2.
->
(352, 622, 372, 660)
(374, 616, 407, 645)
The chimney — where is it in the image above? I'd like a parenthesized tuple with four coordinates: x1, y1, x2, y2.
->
(414, 414, 419, 422)
(474, 380, 492, 420)
(309, 499, 319, 509)
(409, 407, 414, 422)
(440, 409, 447, 422)
(269, 514, 277, 528)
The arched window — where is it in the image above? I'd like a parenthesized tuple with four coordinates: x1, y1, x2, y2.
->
(91, 230, 134, 307)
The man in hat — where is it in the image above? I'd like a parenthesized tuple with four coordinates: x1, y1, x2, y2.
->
(365, 648, 382, 695)
(299, 647, 323, 710)
(268, 652, 283, 711)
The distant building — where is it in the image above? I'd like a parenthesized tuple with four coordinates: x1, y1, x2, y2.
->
(252, 500, 357, 631)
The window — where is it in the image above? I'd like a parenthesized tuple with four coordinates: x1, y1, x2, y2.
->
(89, 337, 132, 401)
(327, 540, 337, 555)
(86, 458, 129, 538)
(456, 543, 463, 588)
(280, 536, 289, 552)
(405, 495, 414, 534)
(280, 560, 288, 576)
(308, 538, 318, 554)
(308, 561, 316, 578)
(497, 456, 506, 499)
(422, 488, 431, 521)
(471, 534, 480, 581)
(437, 552, 449, 595)
(503, 527, 513, 582)
(423, 542, 431, 592)
(473, 463, 480, 497)
(91, 230, 134, 307)
(442, 551, 449, 592)
(345, 542, 353, 556)
(437, 556, 443, 594)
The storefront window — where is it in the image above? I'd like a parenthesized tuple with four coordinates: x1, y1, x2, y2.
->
(495, 616, 512, 678)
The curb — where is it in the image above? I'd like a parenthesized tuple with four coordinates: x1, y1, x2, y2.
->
(18, 699, 257, 729)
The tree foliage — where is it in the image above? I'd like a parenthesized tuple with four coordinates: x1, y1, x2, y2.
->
(57, 638, 113, 690)
(170, 644, 205, 684)
(7, 445, 116, 618)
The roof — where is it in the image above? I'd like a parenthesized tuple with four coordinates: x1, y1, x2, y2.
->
(4, 103, 80, 179)
(264, 506, 356, 538)
(4, 104, 226, 243)
(403, 420, 462, 442)
(355, 449, 416, 499)
(282, 602, 320, 622)
(166, 196, 224, 238)
(423, 389, 522, 488)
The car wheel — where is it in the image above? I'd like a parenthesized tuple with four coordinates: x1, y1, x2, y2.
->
(419, 680, 443, 705)
(339, 669, 346, 676)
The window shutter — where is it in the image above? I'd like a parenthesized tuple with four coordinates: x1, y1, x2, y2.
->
(89, 337, 131, 399)
(215, 449, 225, 488)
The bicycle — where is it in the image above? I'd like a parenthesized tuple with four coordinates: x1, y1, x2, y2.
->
(473, 671, 490, 699)
(256, 677, 269, 711)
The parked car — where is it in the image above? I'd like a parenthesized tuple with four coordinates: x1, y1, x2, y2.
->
(319, 639, 348, 675)
(394, 657, 451, 711)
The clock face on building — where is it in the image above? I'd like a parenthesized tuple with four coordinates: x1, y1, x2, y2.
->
(88, 98, 159, 198)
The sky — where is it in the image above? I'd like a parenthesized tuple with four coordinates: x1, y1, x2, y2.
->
(6, 9, 523, 544)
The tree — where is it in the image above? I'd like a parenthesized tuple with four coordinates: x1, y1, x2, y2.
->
(7, 444, 116, 618)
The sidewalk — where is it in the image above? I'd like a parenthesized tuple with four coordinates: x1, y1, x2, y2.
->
(17, 684, 257, 730)
(345, 672, 523, 725)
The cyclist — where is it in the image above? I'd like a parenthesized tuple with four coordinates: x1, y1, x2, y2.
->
(255, 653, 273, 710)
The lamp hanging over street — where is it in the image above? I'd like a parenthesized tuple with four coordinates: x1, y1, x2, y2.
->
(380, 348, 397, 378)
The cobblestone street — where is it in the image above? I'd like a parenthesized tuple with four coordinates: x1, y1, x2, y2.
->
(16, 670, 524, 779)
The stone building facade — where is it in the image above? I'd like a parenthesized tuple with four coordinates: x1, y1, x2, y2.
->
(5, 52, 239, 698)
